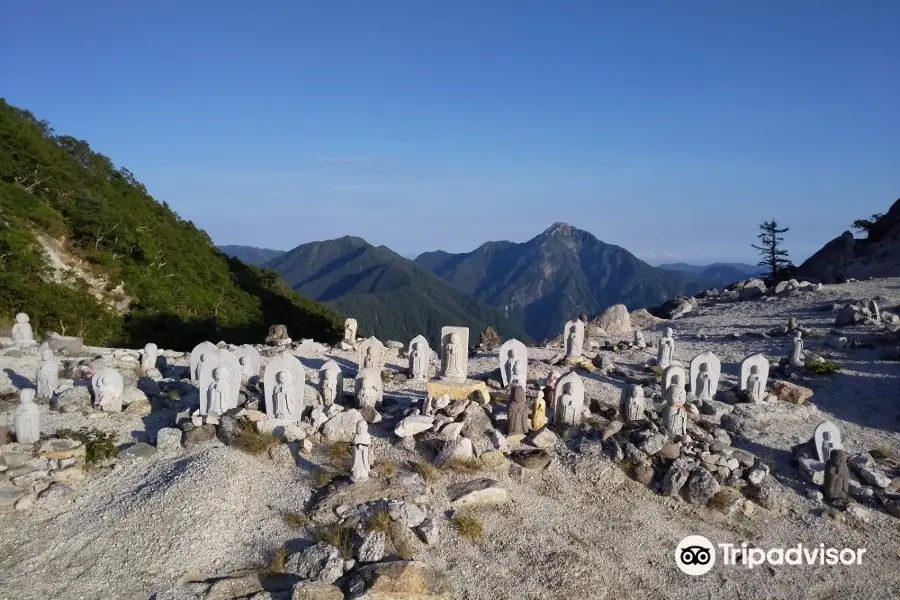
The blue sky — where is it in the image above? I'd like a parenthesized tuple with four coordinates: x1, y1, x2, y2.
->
(2, 1, 898, 264)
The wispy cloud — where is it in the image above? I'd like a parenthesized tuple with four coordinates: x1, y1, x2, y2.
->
(321, 155, 398, 167)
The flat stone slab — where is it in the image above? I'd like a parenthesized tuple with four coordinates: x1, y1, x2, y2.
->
(0, 485, 25, 508)
(426, 379, 490, 405)
(1, 443, 35, 468)
(394, 415, 435, 438)
(117, 442, 158, 460)
(38, 439, 86, 461)
(509, 449, 552, 470)
(448, 478, 509, 508)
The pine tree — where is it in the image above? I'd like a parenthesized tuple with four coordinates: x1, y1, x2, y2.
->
(751, 220, 793, 281)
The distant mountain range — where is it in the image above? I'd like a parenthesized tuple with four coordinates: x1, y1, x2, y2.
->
(262, 236, 531, 346)
(217, 245, 284, 266)
(221, 224, 758, 342)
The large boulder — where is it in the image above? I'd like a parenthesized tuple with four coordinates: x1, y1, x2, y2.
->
(596, 304, 632, 337)
(739, 279, 767, 300)
(771, 381, 814, 405)
(322, 409, 364, 443)
(448, 479, 509, 508)
(657, 297, 693, 320)
(284, 543, 344, 584)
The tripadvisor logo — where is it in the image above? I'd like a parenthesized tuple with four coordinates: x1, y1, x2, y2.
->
(675, 536, 716, 576)
(675, 536, 867, 575)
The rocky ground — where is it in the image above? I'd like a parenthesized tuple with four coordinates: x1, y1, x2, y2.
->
(1, 278, 900, 599)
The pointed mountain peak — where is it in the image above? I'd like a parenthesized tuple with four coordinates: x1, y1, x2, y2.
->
(542, 222, 576, 236)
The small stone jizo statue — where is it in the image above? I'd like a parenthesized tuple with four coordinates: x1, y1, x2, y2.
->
(350, 420, 372, 482)
(531, 387, 548, 431)
(620, 384, 645, 422)
(657, 327, 674, 369)
(36, 347, 59, 399)
(506, 385, 530, 437)
(790, 330, 804, 367)
(661, 375, 687, 437)
(11, 312, 35, 346)
(14, 388, 41, 445)
(823, 449, 850, 501)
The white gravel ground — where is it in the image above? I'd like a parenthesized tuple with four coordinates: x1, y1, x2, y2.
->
(1, 278, 900, 599)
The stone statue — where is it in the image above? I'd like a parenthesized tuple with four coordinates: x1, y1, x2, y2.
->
(563, 320, 585, 359)
(408, 335, 430, 380)
(92, 367, 124, 413)
(207, 366, 232, 416)
(265, 324, 291, 346)
(319, 360, 343, 406)
(739, 353, 770, 402)
(363, 347, 377, 369)
(553, 372, 584, 427)
(620, 384, 645, 422)
(36, 347, 59, 399)
(140, 343, 158, 374)
(14, 389, 41, 445)
(690, 352, 720, 402)
(813, 421, 842, 463)
(343, 318, 358, 345)
(868, 300, 880, 324)
(531, 388, 548, 431)
(499, 339, 528, 388)
(263, 353, 305, 420)
(823, 449, 850, 501)
(357, 337, 385, 372)
(790, 330, 804, 367)
(440, 326, 470, 382)
(11, 312, 35, 346)
(355, 367, 383, 409)
(633, 328, 646, 349)
(657, 327, 675, 369)
(234, 345, 261, 384)
(506, 385, 530, 437)
(198, 349, 242, 418)
(662, 375, 687, 437)
(190, 341, 219, 381)
(350, 420, 372, 482)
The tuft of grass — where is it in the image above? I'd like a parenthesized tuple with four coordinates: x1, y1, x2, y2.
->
(314, 522, 354, 559)
(55, 427, 116, 466)
(264, 546, 287, 575)
(235, 418, 279, 456)
(312, 469, 337, 488)
(327, 441, 350, 469)
(452, 512, 484, 540)
(650, 366, 663, 378)
(376, 460, 398, 478)
(166, 390, 180, 401)
(282, 511, 309, 529)
(870, 446, 896, 460)
(442, 458, 485, 474)
(367, 509, 393, 533)
(806, 360, 842, 375)
(410, 460, 439, 483)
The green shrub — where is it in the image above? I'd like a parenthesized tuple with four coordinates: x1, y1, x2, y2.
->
(452, 512, 484, 540)
(806, 360, 842, 375)
(55, 427, 116, 466)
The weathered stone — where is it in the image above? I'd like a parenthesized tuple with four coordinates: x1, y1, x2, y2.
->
(739, 279, 766, 300)
(416, 517, 439, 545)
(387, 500, 427, 528)
(0, 485, 25, 508)
(448, 479, 508, 508)
(746, 463, 769, 485)
(856, 465, 891, 489)
(443, 399, 470, 419)
(343, 561, 451, 600)
(527, 428, 559, 450)
(685, 467, 720, 505)
(638, 434, 665, 455)
(123, 398, 152, 416)
(601, 420, 623, 441)
(285, 542, 344, 584)
(322, 409, 365, 443)
(733, 449, 755, 469)
(51, 466, 85, 484)
(434, 437, 474, 467)
(155, 427, 183, 450)
(357, 530, 388, 564)
(118, 442, 158, 460)
(14, 493, 36, 511)
(661, 460, 692, 496)
(596, 304, 632, 337)
(183, 424, 218, 447)
(711, 487, 746, 516)
(633, 465, 654, 485)
(772, 381, 814, 404)
(394, 415, 435, 438)
(747, 478, 789, 512)
(10, 469, 49, 487)
(659, 442, 681, 461)
(292, 582, 343, 600)
(799, 458, 825, 485)
(509, 449, 552, 470)
(37, 439, 85, 461)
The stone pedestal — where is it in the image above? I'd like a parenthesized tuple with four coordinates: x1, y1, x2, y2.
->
(424, 379, 490, 414)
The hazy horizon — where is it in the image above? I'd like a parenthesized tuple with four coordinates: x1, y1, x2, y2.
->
(4, 1, 897, 265)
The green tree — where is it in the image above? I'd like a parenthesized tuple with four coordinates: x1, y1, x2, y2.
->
(851, 213, 884, 239)
(751, 220, 793, 281)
